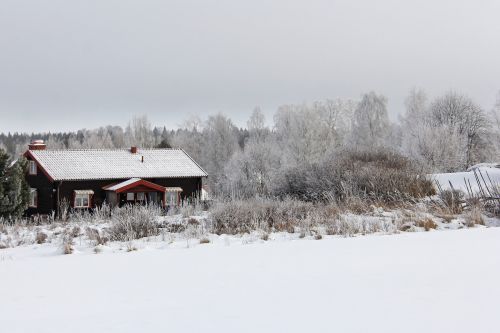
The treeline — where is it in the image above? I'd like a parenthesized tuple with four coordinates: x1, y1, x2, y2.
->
(1, 89, 500, 201)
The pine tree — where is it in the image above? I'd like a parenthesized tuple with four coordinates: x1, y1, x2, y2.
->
(0, 149, 30, 220)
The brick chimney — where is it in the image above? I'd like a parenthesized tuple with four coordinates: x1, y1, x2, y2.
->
(28, 140, 46, 150)
(130, 146, 137, 154)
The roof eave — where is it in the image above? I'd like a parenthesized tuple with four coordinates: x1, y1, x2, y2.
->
(24, 150, 55, 182)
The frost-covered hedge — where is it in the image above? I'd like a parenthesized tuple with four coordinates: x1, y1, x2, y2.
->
(273, 149, 435, 202)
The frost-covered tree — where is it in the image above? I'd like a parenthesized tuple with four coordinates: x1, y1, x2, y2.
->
(429, 92, 488, 169)
(400, 90, 490, 171)
(400, 89, 430, 160)
(224, 136, 281, 198)
(125, 115, 156, 148)
(350, 92, 390, 148)
(247, 107, 265, 132)
(274, 100, 353, 167)
(486, 92, 500, 161)
(200, 114, 240, 191)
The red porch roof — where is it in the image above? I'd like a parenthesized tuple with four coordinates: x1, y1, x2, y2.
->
(102, 178, 166, 193)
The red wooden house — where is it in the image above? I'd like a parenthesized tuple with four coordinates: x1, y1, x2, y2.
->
(24, 140, 207, 216)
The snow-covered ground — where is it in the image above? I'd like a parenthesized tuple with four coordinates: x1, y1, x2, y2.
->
(1, 227, 500, 333)
(433, 164, 500, 195)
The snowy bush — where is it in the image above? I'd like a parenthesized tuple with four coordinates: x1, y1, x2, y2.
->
(209, 198, 314, 235)
(274, 148, 434, 203)
(108, 204, 161, 241)
(438, 189, 464, 214)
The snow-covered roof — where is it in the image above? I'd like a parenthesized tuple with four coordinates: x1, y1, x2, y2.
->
(103, 178, 142, 191)
(27, 148, 208, 181)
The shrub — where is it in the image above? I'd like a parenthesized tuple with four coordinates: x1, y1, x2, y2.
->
(438, 190, 464, 214)
(464, 207, 484, 227)
(70, 226, 81, 238)
(209, 198, 313, 235)
(62, 235, 73, 254)
(416, 218, 437, 231)
(35, 232, 48, 244)
(108, 205, 160, 241)
(86, 227, 108, 246)
(199, 237, 210, 244)
(187, 218, 200, 226)
(273, 148, 435, 203)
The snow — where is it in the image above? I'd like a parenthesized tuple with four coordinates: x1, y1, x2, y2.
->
(27, 148, 208, 181)
(2, 228, 500, 332)
(432, 166, 500, 195)
(103, 177, 142, 191)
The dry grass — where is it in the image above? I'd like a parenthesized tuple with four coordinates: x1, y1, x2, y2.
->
(108, 205, 160, 241)
(86, 227, 108, 246)
(70, 226, 81, 238)
(416, 218, 438, 231)
(63, 241, 73, 254)
(209, 197, 434, 237)
(199, 237, 210, 244)
(187, 217, 200, 226)
(35, 232, 48, 244)
(438, 190, 464, 214)
(464, 207, 485, 227)
(210, 198, 314, 235)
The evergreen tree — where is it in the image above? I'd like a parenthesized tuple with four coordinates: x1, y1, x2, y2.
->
(0, 149, 30, 219)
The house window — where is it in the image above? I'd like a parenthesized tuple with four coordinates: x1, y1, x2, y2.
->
(137, 192, 145, 201)
(164, 188, 182, 206)
(29, 188, 37, 208)
(166, 191, 179, 206)
(74, 190, 93, 208)
(126, 193, 135, 201)
(28, 160, 37, 175)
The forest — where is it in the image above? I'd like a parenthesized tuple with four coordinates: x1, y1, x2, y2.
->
(1, 89, 500, 204)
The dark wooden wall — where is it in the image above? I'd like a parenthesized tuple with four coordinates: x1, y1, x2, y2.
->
(25, 160, 57, 216)
(25, 162, 203, 216)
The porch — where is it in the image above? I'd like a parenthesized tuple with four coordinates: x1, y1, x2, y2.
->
(102, 178, 182, 208)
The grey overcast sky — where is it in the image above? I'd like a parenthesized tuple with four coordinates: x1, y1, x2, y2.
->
(0, 0, 499, 133)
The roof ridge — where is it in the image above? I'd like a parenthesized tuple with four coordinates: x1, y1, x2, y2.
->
(29, 148, 184, 152)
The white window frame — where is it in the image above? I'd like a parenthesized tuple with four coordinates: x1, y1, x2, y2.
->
(29, 188, 37, 208)
(166, 191, 179, 206)
(28, 160, 37, 175)
(136, 192, 145, 201)
(74, 193, 90, 208)
(126, 193, 135, 201)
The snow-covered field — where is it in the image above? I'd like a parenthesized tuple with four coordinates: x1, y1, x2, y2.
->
(1, 227, 500, 333)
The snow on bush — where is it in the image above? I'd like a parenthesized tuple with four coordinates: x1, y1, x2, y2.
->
(273, 149, 435, 203)
(108, 204, 162, 241)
